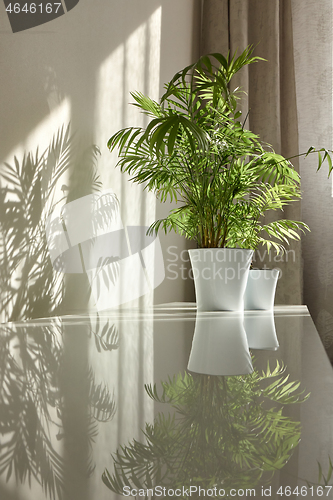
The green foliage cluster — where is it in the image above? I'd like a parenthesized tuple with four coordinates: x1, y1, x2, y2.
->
(108, 47, 332, 251)
(103, 361, 309, 499)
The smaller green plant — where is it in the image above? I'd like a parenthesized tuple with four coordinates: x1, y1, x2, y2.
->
(317, 457, 333, 486)
(102, 360, 309, 499)
(108, 46, 332, 253)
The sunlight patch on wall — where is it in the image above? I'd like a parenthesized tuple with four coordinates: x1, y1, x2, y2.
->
(124, 20, 148, 127)
(94, 7, 162, 308)
(2, 97, 71, 168)
(94, 6, 162, 220)
(147, 6, 162, 101)
(1, 97, 72, 216)
(94, 6, 162, 147)
(94, 44, 125, 155)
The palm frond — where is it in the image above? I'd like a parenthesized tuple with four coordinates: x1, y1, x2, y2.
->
(103, 361, 308, 496)
(108, 46, 333, 250)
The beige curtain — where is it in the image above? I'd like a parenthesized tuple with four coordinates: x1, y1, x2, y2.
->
(201, 0, 333, 357)
(291, 1, 333, 356)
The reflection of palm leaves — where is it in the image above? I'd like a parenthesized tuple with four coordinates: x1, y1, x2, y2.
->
(103, 362, 308, 497)
(0, 322, 116, 499)
(0, 326, 65, 500)
(91, 317, 119, 352)
(1, 405, 66, 500)
(93, 257, 120, 299)
(88, 369, 116, 423)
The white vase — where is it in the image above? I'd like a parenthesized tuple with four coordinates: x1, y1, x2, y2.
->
(244, 269, 279, 311)
(187, 312, 253, 376)
(188, 248, 253, 311)
(244, 311, 279, 350)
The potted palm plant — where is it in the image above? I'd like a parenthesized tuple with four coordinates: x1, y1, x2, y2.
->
(107, 46, 331, 311)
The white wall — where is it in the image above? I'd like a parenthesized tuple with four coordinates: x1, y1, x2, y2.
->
(0, 0, 201, 315)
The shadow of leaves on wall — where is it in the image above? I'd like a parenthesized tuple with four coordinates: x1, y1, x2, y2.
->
(103, 363, 308, 497)
(0, 125, 103, 321)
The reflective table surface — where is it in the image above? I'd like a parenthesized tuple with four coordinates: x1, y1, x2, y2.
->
(0, 304, 332, 500)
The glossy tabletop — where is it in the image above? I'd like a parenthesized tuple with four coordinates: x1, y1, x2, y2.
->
(0, 304, 332, 500)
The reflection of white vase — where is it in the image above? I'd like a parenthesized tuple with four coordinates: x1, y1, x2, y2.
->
(187, 312, 253, 376)
(188, 249, 253, 311)
(244, 269, 279, 311)
(244, 311, 279, 350)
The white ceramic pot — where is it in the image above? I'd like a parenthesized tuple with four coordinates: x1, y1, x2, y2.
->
(187, 312, 253, 376)
(244, 268, 279, 311)
(188, 248, 253, 311)
(244, 311, 279, 350)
